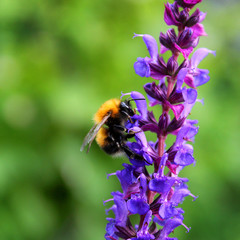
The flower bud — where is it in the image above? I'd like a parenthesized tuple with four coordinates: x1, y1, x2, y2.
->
(166, 117, 186, 133)
(159, 29, 177, 50)
(178, 28, 194, 49)
(178, 9, 189, 23)
(186, 8, 201, 27)
(164, 2, 180, 26)
(174, 59, 188, 76)
(158, 112, 170, 135)
(149, 55, 168, 80)
(167, 56, 179, 76)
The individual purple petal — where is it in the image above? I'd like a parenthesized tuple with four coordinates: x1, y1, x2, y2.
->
(159, 217, 184, 240)
(131, 91, 148, 120)
(157, 153, 168, 177)
(182, 101, 195, 117)
(111, 192, 128, 226)
(149, 177, 175, 193)
(175, 126, 189, 146)
(174, 42, 193, 59)
(160, 44, 169, 54)
(127, 195, 150, 215)
(191, 23, 207, 38)
(185, 122, 199, 141)
(143, 210, 153, 227)
(194, 69, 210, 86)
(171, 183, 198, 205)
(116, 164, 137, 196)
(174, 147, 195, 166)
(199, 11, 207, 22)
(134, 57, 151, 77)
(176, 68, 188, 90)
(139, 173, 148, 195)
(143, 153, 154, 166)
(184, 74, 195, 88)
(133, 127, 148, 147)
(182, 87, 198, 104)
(159, 202, 178, 219)
(134, 34, 159, 61)
(105, 218, 118, 240)
(169, 103, 184, 120)
(191, 48, 216, 68)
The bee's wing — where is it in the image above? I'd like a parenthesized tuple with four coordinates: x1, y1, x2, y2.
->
(80, 112, 111, 153)
(80, 124, 98, 152)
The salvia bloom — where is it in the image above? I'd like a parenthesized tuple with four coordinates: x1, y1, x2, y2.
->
(105, 1, 215, 239)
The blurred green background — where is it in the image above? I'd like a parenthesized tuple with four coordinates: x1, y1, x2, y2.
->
(0, 0, 239, 239)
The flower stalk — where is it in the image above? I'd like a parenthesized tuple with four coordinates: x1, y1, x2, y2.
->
(104, 1, 215, 239)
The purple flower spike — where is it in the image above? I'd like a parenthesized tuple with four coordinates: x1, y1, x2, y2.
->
(103, 0, 214, 239)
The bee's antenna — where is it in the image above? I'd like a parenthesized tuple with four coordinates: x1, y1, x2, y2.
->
(128, 98, 145, 103)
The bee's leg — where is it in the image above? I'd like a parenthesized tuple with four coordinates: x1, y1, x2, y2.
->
(103, 134, 121, 155)
(112, 125, 136, 140)
(121, 144, 143, 161)
(112, 124, 141, 138)
(112, 124, 127, 132)
(120, 111, 135, 123)
(121, 144, 151, 164)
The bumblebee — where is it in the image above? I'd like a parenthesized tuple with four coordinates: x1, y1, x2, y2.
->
(80, 98, 144, 161)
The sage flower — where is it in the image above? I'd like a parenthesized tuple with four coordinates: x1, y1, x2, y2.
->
(104, 1, 215, 239)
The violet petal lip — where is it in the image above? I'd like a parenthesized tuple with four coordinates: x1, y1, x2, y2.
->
(133, 34, 159, 61)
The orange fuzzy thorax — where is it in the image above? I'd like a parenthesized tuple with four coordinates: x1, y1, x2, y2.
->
(94, 99, 121, 124)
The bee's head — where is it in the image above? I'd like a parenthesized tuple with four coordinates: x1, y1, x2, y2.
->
(120, 97, 145, 118)
(120, 99, 135, 117)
